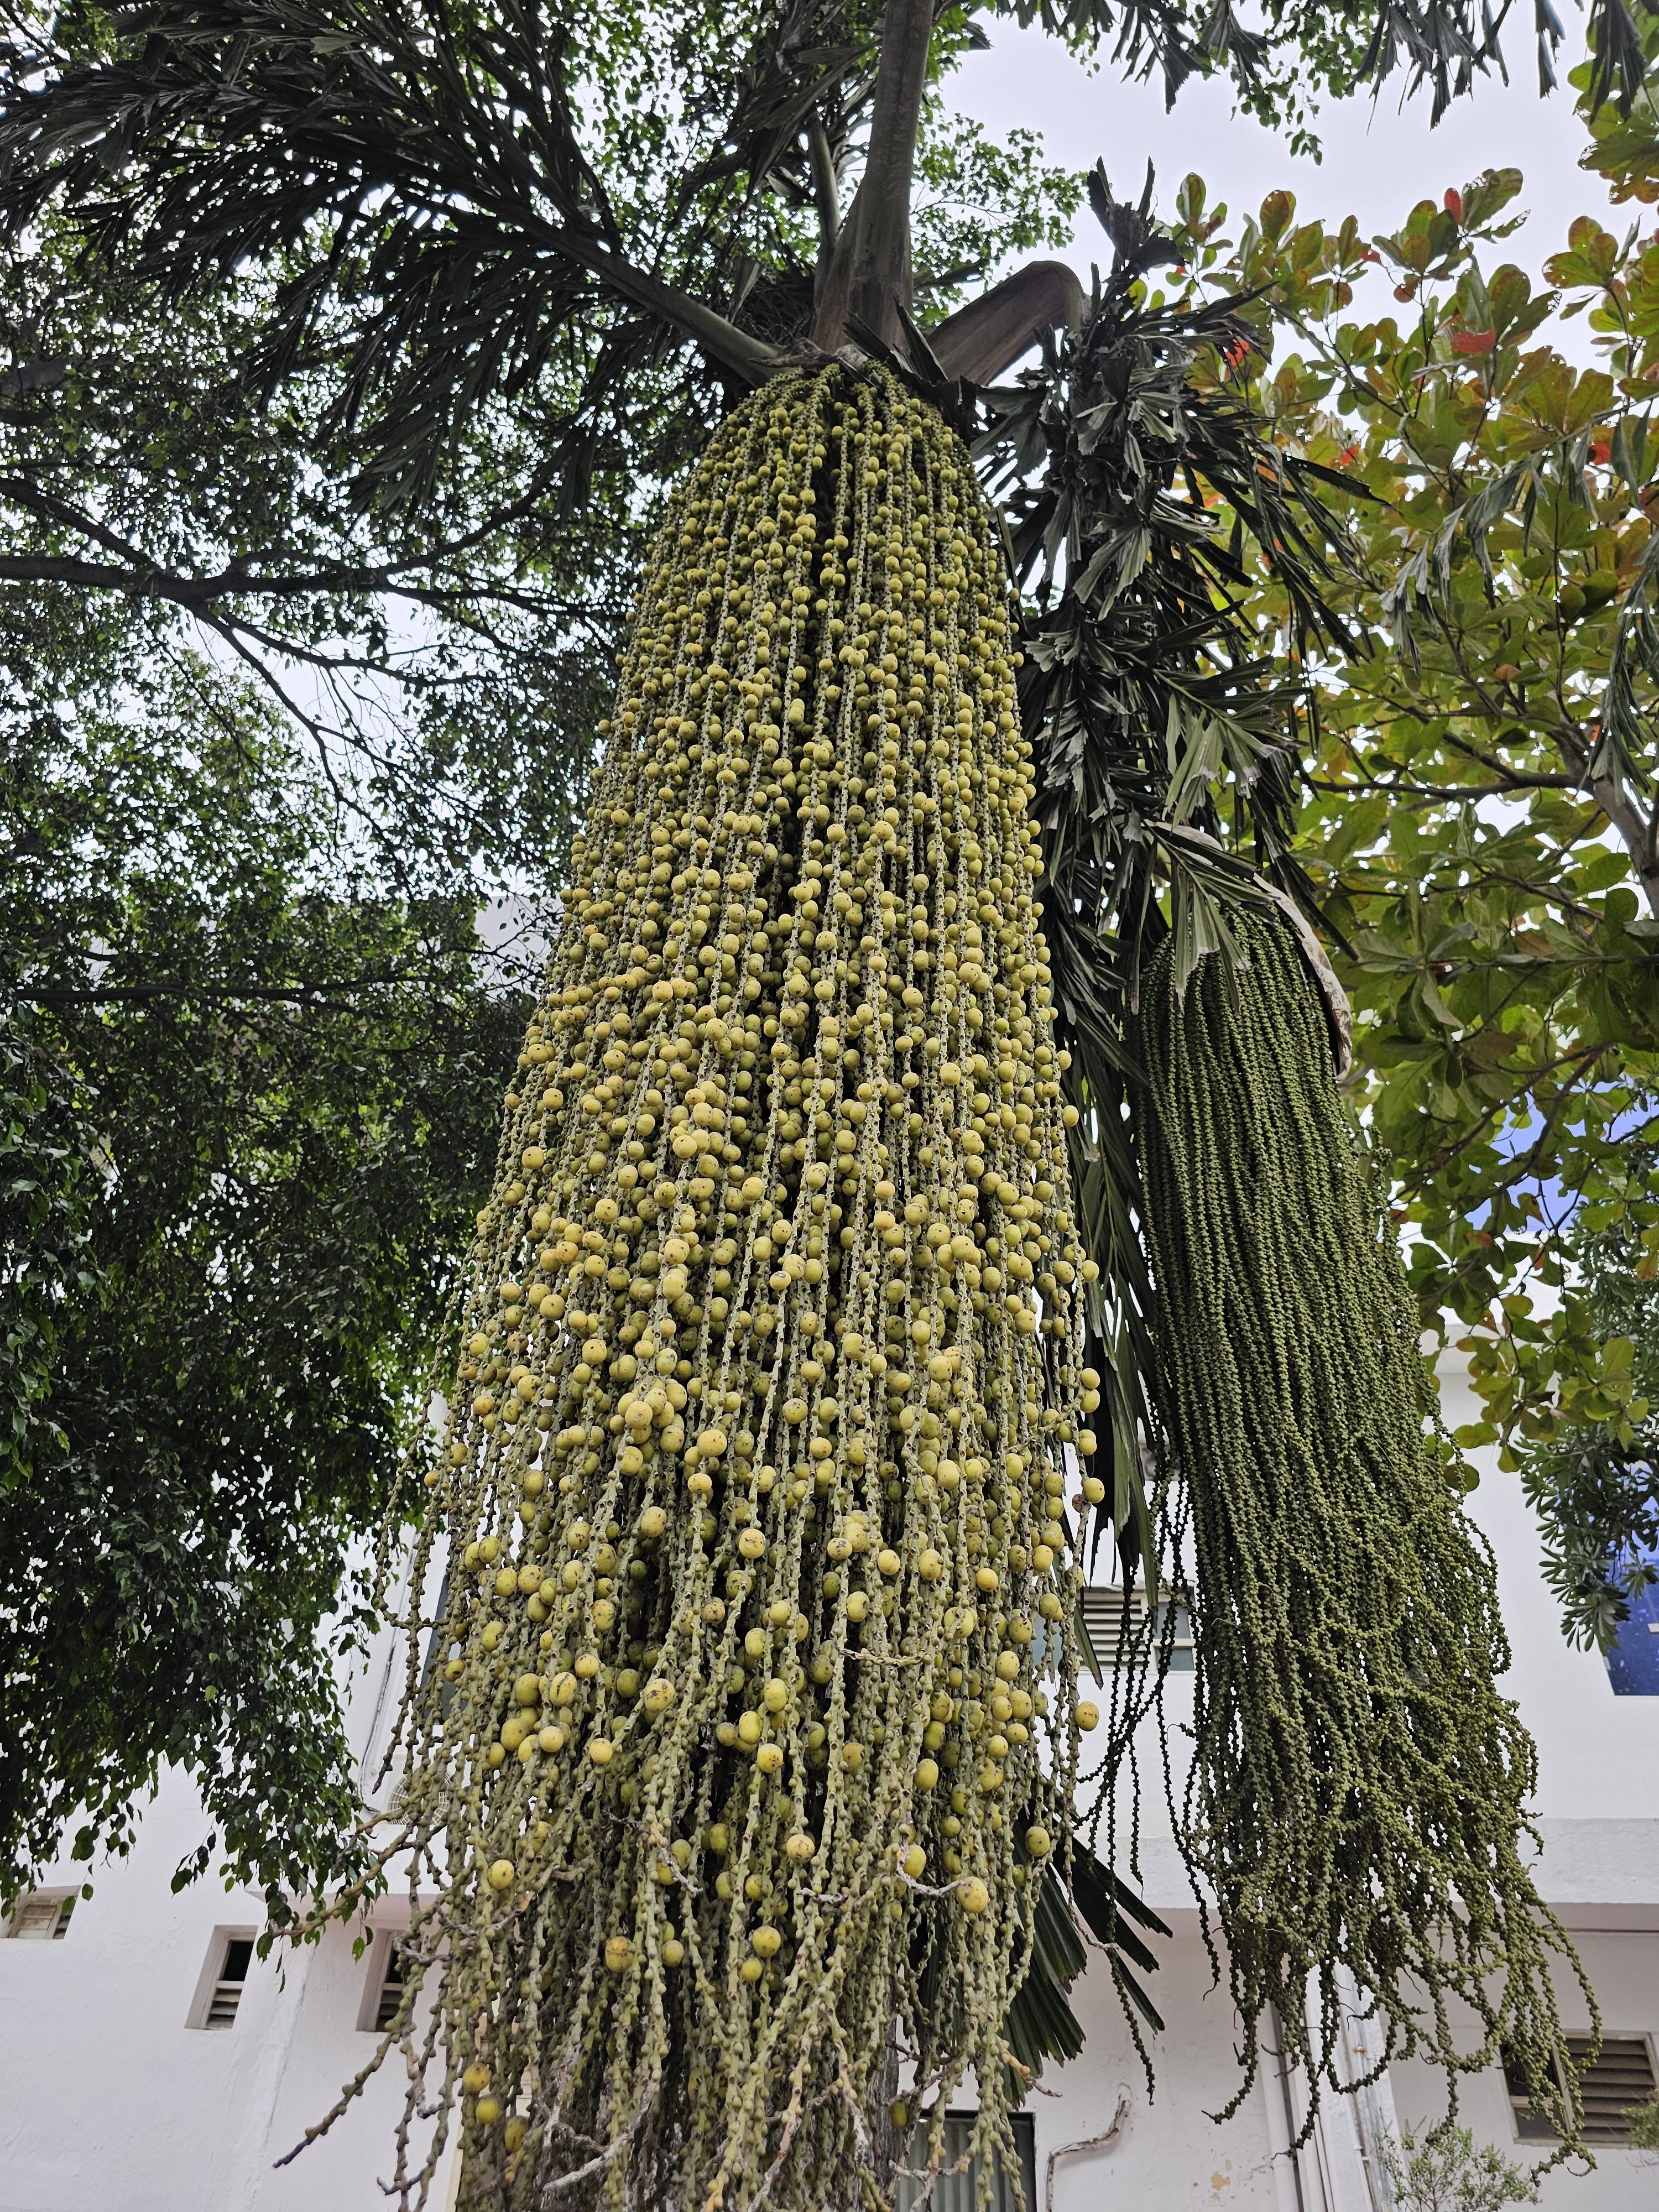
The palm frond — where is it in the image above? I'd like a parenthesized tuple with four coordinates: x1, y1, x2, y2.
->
(0, 1, 792, 508)
(973, 178, 1365, 1600)
(1003, 1806, 1171, 2073)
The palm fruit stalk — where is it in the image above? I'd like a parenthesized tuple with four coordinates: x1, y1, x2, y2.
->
(357, 365, 1104, 2211)
(1133, 904, 1594, 2152)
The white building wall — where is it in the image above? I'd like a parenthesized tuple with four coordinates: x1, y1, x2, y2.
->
(3, 1361, 1656, 2212)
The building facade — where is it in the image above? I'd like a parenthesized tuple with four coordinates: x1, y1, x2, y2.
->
(4, 1363, 1656, 2212)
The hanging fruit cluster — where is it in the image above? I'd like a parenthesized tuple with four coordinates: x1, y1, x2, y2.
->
(373, 366, 1103, 2211)
(1133, 905, 1592, 2151)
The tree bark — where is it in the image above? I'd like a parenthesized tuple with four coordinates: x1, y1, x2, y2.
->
(812, 0, 935, 352)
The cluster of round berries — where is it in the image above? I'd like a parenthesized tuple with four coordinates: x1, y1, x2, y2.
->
(382, 368, 1102, 2212)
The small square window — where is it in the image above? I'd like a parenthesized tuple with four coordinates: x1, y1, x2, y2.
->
(1504, 2036, 1658, 2143)
(7, 1892, 74, 1940)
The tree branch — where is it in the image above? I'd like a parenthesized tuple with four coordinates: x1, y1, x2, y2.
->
(20, 975, 440, 1009)
(0, 476, 601, 619)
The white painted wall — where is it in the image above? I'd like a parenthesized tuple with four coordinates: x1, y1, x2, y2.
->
(4, 1368, 1656, 2212)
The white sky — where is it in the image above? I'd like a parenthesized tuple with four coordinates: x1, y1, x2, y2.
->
(944, 17, 1632, 331)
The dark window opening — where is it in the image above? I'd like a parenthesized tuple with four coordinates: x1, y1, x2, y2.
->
(374, 1942, 406, 2032)
(205, 1934, 254, 2028)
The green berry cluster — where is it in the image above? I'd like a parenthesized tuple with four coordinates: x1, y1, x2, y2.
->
(1136, 906, 1593, 2156)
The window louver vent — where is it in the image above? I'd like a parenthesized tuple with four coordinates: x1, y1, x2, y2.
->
(8, 1893, 72, 1939)
(1079, 1587, 1194, 1672)
(1505, 2035, 1657, 2142)
(204, 1936, 254, 2028)
(374, 1944, 406, 2032)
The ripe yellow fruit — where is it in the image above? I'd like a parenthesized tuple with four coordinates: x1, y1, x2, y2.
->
(588, 1737, 615, 1766)
(462, 2063, 491, 2095)
(956, 1877, 990, 1915)
(487, 1859, 515, 1890)
(476, 2095, 502, 2125)
(750, 1926, 782, 1958)
(1076, 1700, 1100, 1733)
(785, 1831, 816, 1863)
(1024, 1825, 1052, 1860)
(901, 1844, 927, 1879)
(604, 1936, 634, 1973)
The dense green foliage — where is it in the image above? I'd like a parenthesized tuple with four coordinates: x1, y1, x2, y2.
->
(0, 593, 526, 1909)
(1137, 84, 1659, 1487)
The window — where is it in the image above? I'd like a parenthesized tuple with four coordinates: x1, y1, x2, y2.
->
(1505, 2036, 1658, 2143)
(1079, 1585, 1194, 1672)
(358, 1931, 408, 2033)
(197, 1932, 255, 2029)
(6, 1891, 74, 1940)
(894, 2111, 1037, 2212)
